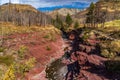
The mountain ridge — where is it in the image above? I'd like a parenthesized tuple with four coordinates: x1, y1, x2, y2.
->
(45, 8, 81, 19)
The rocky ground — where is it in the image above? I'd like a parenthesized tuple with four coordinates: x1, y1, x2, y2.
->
(1, 28, 120, 80)
(0, 30, 66, 80)
(61, 38, 108, 80)
(41, 29, 120, 80)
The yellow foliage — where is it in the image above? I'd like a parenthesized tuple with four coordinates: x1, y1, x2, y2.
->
(25, 58, 36, 69)
(110, 40, 120, 52)
(18, 45, 28, 59)
(3, 64, 16, 80)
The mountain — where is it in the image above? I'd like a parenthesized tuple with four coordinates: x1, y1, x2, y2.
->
(72, 9, 87, 24)
(45, 8, 81, 19)
(38, 2, 89, 12)
(0, 3, 52, 26)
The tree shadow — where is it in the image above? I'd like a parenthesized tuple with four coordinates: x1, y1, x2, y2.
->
(65, 61, 81, 80)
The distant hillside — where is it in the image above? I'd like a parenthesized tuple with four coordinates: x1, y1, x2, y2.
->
(46, 8, 80, 19)
(72, 9, 87, 24)
(73, 0, 120, 24)
(95, 0, 120, 21)
(0, 3, 52, 26)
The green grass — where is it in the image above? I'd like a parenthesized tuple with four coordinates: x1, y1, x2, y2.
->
(0, 55, 14, 66)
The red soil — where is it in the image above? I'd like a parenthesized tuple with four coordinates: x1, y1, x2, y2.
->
(2, 32, 65, 80)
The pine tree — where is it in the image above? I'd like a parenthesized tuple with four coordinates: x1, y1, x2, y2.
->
(54, 14, 63, 29)
(65, 13, 73, 28)
(86, 2, 95, 27)
(74, 20, 79, 29)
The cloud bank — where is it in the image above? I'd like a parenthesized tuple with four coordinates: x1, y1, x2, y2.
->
(0, 0, 98, 11)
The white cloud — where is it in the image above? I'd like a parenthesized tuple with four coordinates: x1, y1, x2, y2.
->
(12, 0, 20, 3)
(0, 0, 98, 8)
(0, 0, 20, 4)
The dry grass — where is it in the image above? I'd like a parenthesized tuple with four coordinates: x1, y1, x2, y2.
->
(104, 20, 120, 27)
(0, 22, 60, 36)
(100, 1, 120, 12)
(97, 20, 120, 33)
(1, 4, 38, 13)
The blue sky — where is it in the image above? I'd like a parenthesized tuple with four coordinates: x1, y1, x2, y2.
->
(0, 0, 98, 11)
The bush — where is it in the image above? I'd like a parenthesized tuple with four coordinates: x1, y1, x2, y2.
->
(3, 64, 16, 80)
(110, 40, 120, 53)
(0, 47, 5, 52)
(18, 58, 36, 74)
(100, 40, 120, 58)
(74, 21, 79, 29)
(43, 33, 56, 41)
(82, 33, 90, 41)
(46, 46, 51, 51)
(18, 45, 27, 59)
(43, 35, 50, 39)
(101, 49, 110, 58)
(0, 65, 7, 80)
(101, 49, 116, 58)
(0, 55, 14, 66)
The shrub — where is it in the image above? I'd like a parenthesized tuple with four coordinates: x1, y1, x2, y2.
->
(43, 35, 50, 39)
(82, 33, 90, 41)
(0, 65, 7, 80)
(18, 58, 36, 74)
(110, 40, 120, 53)
(0, 55, 14, 66)
(74, 21, 79, 29)
(0, 47, 5, 52)
(100, 40, 120, 58)
(18, 45, 27, 59)
(46, 46, 51, 51)
(101, 49, 110, 58)
(3, 64, 16, 80)
(101, 49, 116, 58)
(43, 33, 56, 41)
(89, 31, 96, 39)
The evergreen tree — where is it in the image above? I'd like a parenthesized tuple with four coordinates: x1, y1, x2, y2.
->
(86, 2, 95, 27)
(54, 14, 63, 29)
(74, 20, 79, 29)
(65, 13, 73, 28)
